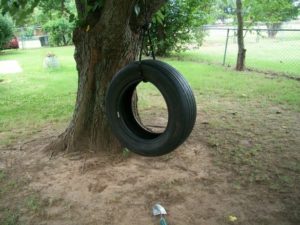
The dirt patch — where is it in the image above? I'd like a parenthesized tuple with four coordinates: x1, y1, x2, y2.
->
(2, 129, 230, 225)
(1, 102, 299, 225)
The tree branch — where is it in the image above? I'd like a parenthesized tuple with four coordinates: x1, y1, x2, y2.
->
(75, 0, 87, 20)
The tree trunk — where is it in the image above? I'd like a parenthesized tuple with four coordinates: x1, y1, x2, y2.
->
(266, 23, 281, 38)
(46, 0, 166, 154)
(155, 23, 168, 57)
(236, 0, 246, 71)
(62, 34, 67, 46)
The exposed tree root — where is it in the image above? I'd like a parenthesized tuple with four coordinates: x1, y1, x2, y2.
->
(43, 129, 70, 157)
(43, 125, 123, 159)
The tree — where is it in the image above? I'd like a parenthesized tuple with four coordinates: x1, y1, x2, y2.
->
(43, 18, 74, 46)
(236, 0, 246, 71)
(25, 0, 76, 46)
(212, 0, 235, 23)
(151, 0, 213, 56)
(213, 0, 299, 37)
(1, 0, 166, 153)
(244, 0, 299, 37)
(0, 15, 14, 50)
(38, 0, 75, 17)
(27, 0, 76, 25)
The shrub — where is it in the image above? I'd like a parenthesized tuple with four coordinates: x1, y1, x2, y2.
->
(150, 0, 213, 56)
(0, 15, 14, 50)
(43, 18, 74, 47)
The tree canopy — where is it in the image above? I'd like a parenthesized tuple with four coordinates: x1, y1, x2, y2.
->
(0, 0, 40, 25)
(213, 0, 299, 27)
(4, 0, 76, 46)
(244, 0, 299, 25)
(212, 0, 235, 22)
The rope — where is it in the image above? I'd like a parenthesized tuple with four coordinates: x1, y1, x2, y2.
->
(138, 0, 156, 63)
(138, 0, 156, 82)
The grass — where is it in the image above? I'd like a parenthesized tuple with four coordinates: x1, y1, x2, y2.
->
(0, 47, 299, 174)
(179, 29, 300, 77)
(0, 169, 44, 225)
(0, 170, 5, 181)
(200, 98, 299, 186)
(0, 46, 299, 223)
(135, 61, 300, 114)
(0, 169, 21, 225)
(140, 59, 300, 111)
(0, 46, 299, 146)
(0, 47, 77, 145)
(1, 210, 20, 225)
(25, 195, 42, 213)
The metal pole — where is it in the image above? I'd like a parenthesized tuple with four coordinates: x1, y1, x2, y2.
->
(223, 29, 230, 66)
(21, 27, 25, 49)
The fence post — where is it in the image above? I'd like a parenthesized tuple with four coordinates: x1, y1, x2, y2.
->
(21, 27, 25, 49)
(223, 29, 230, 66)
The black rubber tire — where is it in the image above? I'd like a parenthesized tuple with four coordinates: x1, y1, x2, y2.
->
(106, 60, 196, 156)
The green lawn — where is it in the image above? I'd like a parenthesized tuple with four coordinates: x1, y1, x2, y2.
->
(0, 47, 77, 144)
(0, 46, 299, 145)
(180, 29, 300, 77)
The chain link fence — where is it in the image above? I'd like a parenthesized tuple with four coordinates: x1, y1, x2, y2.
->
(198, 27, 300, 77)
(13, 26, 49, 49)
(11, 25, 300, 77)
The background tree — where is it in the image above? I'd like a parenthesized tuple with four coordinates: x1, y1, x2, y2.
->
(212, 0, 235, 23)
(0, 15, 13, 50)
(151, 0, 213, 56)
(212, 0, 299, 38)
(27, 0, 76, 46)
(244, 0, 299, 38)
(236, 0, 246, 71)
(38, 0, 75, 17)
(43, 18, 74, 46)
(1, 0, 166, 153)
(29, 0, 76, 25)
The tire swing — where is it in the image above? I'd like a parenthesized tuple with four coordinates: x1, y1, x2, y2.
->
(105, 24, 196, 157)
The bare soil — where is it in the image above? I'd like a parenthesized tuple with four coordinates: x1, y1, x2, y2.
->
(0, 102, 299, 225)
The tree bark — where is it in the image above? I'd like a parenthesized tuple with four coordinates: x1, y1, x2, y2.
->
(266, 23, 281, 38)
(155, 23, 168, 56)
(236, 0, 246, 71)
(46, 0, 166, 154)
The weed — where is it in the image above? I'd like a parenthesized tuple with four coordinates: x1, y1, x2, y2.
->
(25, 195, 41, 213)
(0, 177, 19, 197)
(0, 170, 5, 181)
(122, 148, 131, 158)
(1, 209, 20, 225)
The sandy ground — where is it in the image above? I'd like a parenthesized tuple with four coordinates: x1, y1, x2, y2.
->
(1, 117, 297, 225)
(3, 127, 228, 225)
